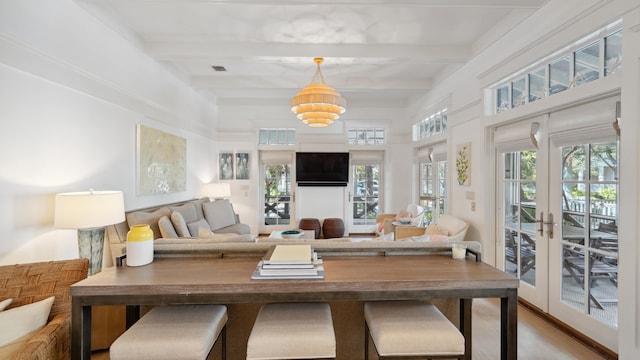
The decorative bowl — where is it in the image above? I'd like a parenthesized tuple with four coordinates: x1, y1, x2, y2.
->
(281, 229, 303, 239)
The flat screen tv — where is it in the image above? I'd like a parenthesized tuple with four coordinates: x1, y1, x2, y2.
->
(296, 152, 349, 186)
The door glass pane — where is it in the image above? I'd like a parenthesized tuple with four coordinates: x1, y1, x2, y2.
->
(264, 164, 291, 225)
(574, 42, 599, 86)
(352, 164, 379, 225)
(503, 150, 537, 286)
(512, 77, 526, 108)
(561, 143, 618, 326)
(605, 31, 622, 76)
(549, 56, 571, 95)
(528, 67, 545, 103)
(496, 85, 509, 113)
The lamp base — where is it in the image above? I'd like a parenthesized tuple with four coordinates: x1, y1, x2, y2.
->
(78, 228, 105, 276)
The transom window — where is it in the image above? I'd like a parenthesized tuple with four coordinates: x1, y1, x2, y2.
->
(347, 128, 385, 145)
(492, 23, 621, 114)
(259, 129, 296, 145)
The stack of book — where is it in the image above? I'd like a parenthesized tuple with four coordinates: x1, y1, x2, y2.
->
(251, 244, 324, 280)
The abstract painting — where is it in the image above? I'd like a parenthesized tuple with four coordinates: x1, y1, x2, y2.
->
(136, 125, 186, 195)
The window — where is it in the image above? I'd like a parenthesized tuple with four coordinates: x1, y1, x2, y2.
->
(347, 128, 385, 145)
(259, 129, 296, 145)
(491, 23, 621, 114)
(413, 109, 448, 141)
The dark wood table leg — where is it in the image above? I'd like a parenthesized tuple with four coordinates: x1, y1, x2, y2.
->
(459, 298, 473, 360)
(126, 304, 141, 328)
(71, 299, 91, 360)
(501, 289, 518, 360)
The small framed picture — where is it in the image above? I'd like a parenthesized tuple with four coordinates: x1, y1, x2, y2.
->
(219, 152, 234, 180)
(235, 152, 249, 180)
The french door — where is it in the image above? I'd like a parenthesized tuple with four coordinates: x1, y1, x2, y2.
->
(496, 96, 619, 351)
(348, 151, 383, 233)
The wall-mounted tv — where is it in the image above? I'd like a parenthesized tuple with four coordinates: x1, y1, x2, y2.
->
(296, 152, 349, 186)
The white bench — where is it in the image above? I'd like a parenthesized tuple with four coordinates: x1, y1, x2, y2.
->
(364, 301, 465, 359)
(247, 302, 336, 360)
(110, 304, 227, 360)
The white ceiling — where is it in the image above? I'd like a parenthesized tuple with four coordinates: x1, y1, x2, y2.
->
(77, 0, 549, 108)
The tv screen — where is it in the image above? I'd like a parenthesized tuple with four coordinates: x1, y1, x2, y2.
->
(296, 152, 349, 186)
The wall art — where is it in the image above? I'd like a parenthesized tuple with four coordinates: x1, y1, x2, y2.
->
(456, 142, 471, 186)
(137, 125, 186, 195)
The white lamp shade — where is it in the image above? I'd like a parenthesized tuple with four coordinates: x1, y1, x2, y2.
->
(208, 183, 231, 198)
(55, 190, 125, 229)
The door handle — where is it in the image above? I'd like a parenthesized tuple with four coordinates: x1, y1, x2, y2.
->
(536, 212, 544, 236)
(536, 212, 554, 239)
(544, 213, 554, 239)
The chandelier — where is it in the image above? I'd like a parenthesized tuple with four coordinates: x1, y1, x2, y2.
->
(291, 58, 347, 128)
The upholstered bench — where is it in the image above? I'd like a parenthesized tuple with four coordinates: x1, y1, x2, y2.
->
(110, 304, 228, 360)
(364, 301, 465, 359)
(246, 302, 336, 360)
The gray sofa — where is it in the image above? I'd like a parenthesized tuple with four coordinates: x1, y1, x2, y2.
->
(106, 198, 251, 261)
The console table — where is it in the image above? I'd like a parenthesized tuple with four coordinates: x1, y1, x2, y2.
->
(71, 255, 518, 359)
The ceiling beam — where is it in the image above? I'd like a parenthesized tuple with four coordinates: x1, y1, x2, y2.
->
(146, 41, 470, 64)
(106, 0, 546, 9)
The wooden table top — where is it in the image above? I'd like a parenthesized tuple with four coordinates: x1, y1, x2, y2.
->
(71, 255, 518, 302)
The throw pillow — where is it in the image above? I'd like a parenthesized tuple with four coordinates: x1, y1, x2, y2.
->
(126, 207, 170, 240)
(158, 216, 178, 238)
(169, 203, 198, 224)
(424, 223, 449, 236)
(170, 211, 190, 237)
(0, 296, 55, 347)
(202, 200, 237, 231)
(438, 215, 467, 236)
(187, 218, 211, 237)
(0, 299, 12, 311)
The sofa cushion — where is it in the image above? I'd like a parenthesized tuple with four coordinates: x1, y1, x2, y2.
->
(189, 198, 209, 220)
(187, 219, 212, 237)
(170, 212, 190, 237)
(169, 203, 198, 224)
(198, 228, 255, 243)
(203, 200, 237, 231)
(127, 207, 170, 240)
(0, 296, 54, 347)
(158, 216, 178, 238)
(438, 215, 467, 236)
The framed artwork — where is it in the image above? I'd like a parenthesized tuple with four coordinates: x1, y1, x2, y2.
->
(235, 152, 250, 180)
(136, 125, 187, 195)
(219, 152, 234, 180)
(456, 142, 471, 186)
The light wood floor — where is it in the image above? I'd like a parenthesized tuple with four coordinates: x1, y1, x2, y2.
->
(91, 298, 609, 360)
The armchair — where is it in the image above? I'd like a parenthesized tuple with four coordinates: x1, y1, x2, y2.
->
(0, 259, 89, 359)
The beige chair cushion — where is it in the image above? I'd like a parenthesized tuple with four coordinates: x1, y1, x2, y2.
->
(438, 215, 467, 236)
(247, 302, 336, 360)
(424, 223, 449, 236)
(364, 301, 465, 357)
(110, 305, 227, 360)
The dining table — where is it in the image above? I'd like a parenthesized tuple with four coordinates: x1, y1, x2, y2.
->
(71, 254, 519, 360)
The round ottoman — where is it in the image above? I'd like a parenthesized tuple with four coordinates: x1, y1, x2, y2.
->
(322, 218, 345, 239)
(299, 218, 321, 239)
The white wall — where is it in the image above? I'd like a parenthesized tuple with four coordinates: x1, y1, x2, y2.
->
(0, 0, 219, 264)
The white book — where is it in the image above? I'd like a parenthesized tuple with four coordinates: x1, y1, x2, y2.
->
(263, 245, 312, 265)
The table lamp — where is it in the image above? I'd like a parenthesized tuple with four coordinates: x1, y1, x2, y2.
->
(55, 190, 125, 275)
(208, 182, 231, 200)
